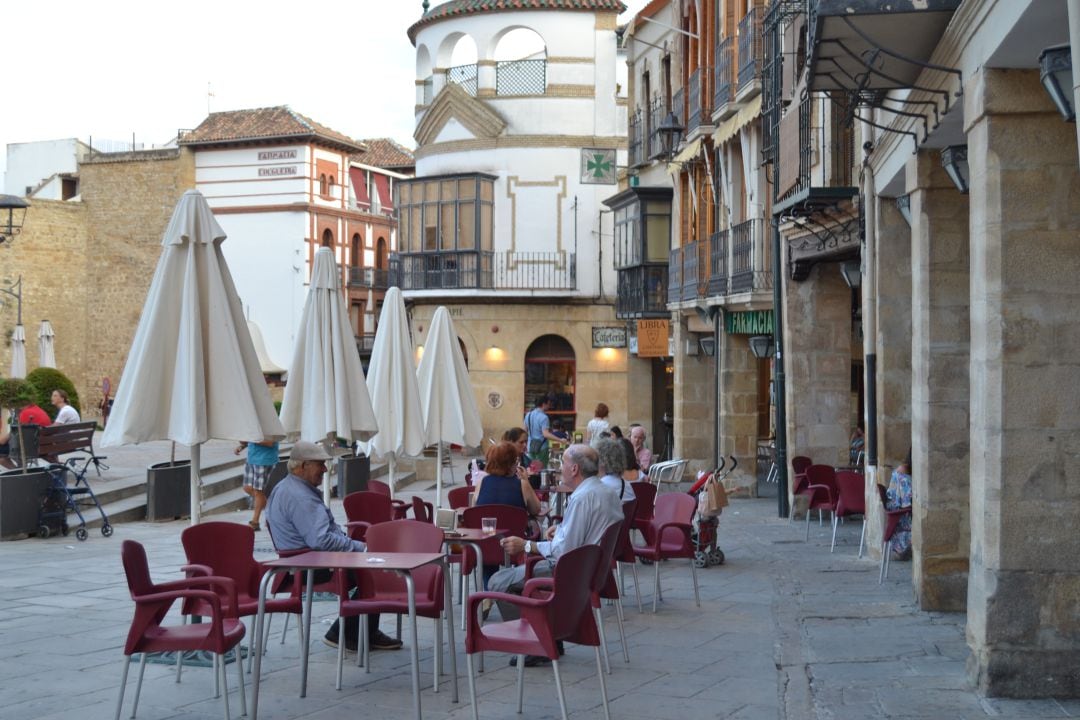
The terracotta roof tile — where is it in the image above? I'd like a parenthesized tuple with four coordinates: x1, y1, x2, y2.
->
(408, 0, 627, 42)
(356, 138, 416, 171)
(179, 106, 366, 152)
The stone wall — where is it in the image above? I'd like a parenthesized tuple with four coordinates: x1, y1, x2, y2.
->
(717, 330, 762, 486)
(673, 316, 716, 473)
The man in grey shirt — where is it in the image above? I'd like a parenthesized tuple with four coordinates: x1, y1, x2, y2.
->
(489, 443, 623, 666)
(266, 441, 402, 652)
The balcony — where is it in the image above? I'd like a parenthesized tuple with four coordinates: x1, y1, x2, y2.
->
(391, 251, 575, 291)
(736, 7, 765, 98)
(647, 95, 669, 160)
(728, 219, 771, 294)
(708, 228, 729, 296)
(667, 247, 681, 305)
(687, 68, 712, 135)
(680, 239, 699, 301)
(355, 333, 376, 356)
(496, 59, 546, 95)
(629, 109, 645, 168)
(348, 267, 390, 290)
(616, 266, 669, 319)
(714, 38, 735, 119)
(447, 63, 477, 96)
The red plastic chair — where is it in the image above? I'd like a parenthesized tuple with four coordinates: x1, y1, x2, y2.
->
(367, 479, 409, 519)
(465, 544, 610, 720)
(180, 522, 302, 672)
(411, 496, 434, 523)
(878, 485, 913, 584)
(831, 471, 867, 554)
(589, 521, 625, 674)
(117, 540, 247, 720)
(448, 486, 472, 510)
(343, 491, 394, 542)
(631, 493, 701, 613)
(614, 498, 643, 615)
(333, 520, 449, 690)
(629, 480, 657, 543)
(786, 456, 814, 524)
(801, 465, 838, 541)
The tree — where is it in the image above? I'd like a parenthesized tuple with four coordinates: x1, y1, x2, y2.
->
(24, 367, 80, 421)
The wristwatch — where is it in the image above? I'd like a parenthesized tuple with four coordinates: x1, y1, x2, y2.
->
(527, 540, 537, 555)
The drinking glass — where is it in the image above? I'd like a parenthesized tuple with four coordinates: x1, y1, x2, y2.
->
(482, 517, 497, 536)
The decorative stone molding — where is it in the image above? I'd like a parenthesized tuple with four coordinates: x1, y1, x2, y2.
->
(414, 83, 507, 147)
(415, 134, 625, 159)
(544, 84, 596, 97)
(547, 56, 595, 64)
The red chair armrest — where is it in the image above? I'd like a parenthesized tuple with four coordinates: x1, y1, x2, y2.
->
(523, 554, 546, 581)
(181, 563, 213, 577)
(523, 577, 554, 598)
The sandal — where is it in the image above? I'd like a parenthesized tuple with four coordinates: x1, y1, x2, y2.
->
(248, 520, 262, 531)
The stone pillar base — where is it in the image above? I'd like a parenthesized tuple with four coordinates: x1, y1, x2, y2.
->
(969, 648, 1080, 698)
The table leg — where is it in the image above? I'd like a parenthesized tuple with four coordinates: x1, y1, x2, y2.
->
(443, 559, 459, 703)
(461, 541, 482, 632)
(300, 569, 314, 698)
(403, 571, 422, 720)
(251, 567, 285, 720)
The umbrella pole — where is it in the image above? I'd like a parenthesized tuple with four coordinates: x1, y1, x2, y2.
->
(436, 442, 443, 511)
(388, 456, 396, 500)
(190, 444, 202, 525)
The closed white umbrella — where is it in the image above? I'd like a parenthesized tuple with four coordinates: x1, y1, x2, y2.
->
(280, 246, 378, 504)
(416, 306, 483, 507)
(101, 189, 284, 524)
(9, 324, 26, 378)
(38, 320, 55, 368)
(359, 286, 425, 498)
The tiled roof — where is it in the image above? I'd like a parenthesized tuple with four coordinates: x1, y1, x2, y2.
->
(357, 138, 416, 171)
(408, 0, 627, 42)
(179, 106, 366, 152)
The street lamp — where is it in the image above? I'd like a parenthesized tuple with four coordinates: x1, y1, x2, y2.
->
(0, 275, 22, 325)
(1039, 44, 1075, 122)
(0, 195, 29, 245)
(657, 112, 684, 162)
(748, 334, 775, 359)
(895, 194, 912, 226)
(840, 259, 862, 289)
(941, 145, 969, 194)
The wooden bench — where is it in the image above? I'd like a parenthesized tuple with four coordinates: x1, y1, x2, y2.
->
(1, 421, 105, 470)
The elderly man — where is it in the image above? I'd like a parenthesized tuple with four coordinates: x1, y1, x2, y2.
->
(595, 437, 636, 503)
(266, 441, 402, 652)
(629, 425, 653, 474)
(490, 443, 623, 666)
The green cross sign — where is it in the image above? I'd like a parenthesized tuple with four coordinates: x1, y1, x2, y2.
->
(581, 148, 616, 185)
(587, 153, 612, 178)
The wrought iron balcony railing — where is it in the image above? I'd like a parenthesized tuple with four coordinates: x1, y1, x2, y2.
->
(715, 37, 735, 111)
(667, 247, 681, 305)
(648, 95, 669, 159)
(355, 333, 376, 355)
(616, 265, 669, 319)
(728, 218, 772, 294)
(496, 59, 546, 95)
(629, 109, 645, 167)
(681, 239, 699, 301)
(688, 68, 712, 133)
(390, 251, 575, 291)
(447, 63, 478, 96)
(737, 7, 765, 90)
(708, 228, 729, 296)
(348, 267, 391, 289)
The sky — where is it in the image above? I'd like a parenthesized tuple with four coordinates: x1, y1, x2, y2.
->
(2, 0, 651, 187)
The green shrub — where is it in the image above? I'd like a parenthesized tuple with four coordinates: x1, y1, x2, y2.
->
(24, 367, 80, 420)
(0, 378, 33, 411)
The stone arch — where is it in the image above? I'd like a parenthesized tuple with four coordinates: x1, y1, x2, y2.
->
(488, 25, 547, 62)
(416, 43, 432, 79)
(437, 31, 478, 68)
(524, 334, 576, 422)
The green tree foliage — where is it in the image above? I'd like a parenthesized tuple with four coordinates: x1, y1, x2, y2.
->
(24, 367, 80, 421)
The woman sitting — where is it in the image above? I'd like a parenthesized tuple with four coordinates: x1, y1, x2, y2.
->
(619, 438, 642, 482)
(501, 427, 532, 472)
(472, 441, 541, 515)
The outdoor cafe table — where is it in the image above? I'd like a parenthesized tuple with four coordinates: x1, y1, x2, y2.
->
(250, 550, 457, 720)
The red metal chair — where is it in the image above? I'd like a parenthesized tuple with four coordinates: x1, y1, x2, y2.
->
(117, 540, 247, 720)
(179, 522, 302, 672)
(629, 480, 657, 543)
(614, 498, 643, 614)
(831, 471, 867, 554)
(411, 495, 435, 523)
(877, 485, 913, 583)
(801, 464, 838, 541)
(333, 520, 449, 690)
(343, 491, 394, 542)
(464, 544, 610, 720)
(367, 479, 409, 519)
(631, 493, 701, 613)
(448, 486, 472, 510)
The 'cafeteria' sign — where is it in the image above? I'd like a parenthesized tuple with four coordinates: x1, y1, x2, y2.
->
(725, 310, 774, 335)
(592, 326, 627, 348)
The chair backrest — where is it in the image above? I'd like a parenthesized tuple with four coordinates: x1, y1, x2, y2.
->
(447, 486, 472, 510)
(630, 481, 657, 520)
(367, 479, 392, 497)
(364, 518, 444, 553)
(651, 493, 697, 550)
(548, 544, 603, 640)
(614, 498, 638, 563)
(343, 491, 394, 525)
(121, 539, 154, 600)
(834, 471, 865, 516)
(590, 521, 623, 594)
(411, 496, 434, 523)
(181, 522, 257, 595)
(791, 455, 813, 476)
(461, 504, 530, 565)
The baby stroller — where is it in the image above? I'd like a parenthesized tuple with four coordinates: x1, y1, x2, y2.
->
(38, 458, 113, 541)
(687, 456, 737, 568)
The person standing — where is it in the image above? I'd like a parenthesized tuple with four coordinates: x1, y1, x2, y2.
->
(235, 438, 279, 531)
(524, 394, 560, 465)
(51, 390, 80, 425)
(585, 403, 611, 447)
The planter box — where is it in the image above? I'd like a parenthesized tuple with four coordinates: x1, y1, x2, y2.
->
(146, 461, 190, 521)
(0, 468, 53, 539)
(337, 454, 370, 498)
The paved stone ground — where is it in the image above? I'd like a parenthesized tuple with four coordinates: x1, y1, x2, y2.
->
(2, 484, 1078, 720)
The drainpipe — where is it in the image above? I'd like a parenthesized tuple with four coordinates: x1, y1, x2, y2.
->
(1070, 0, 1080, 167)
(771, 216, 789, 518)
(714, 308, 723, 470)
(862, 164, 878, 471)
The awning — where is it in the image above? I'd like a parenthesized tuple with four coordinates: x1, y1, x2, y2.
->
(712, 95, 763, 147)
(667, 137, 703, 174)
(372, 173, 393, 213)
(349, 167, 370, 209)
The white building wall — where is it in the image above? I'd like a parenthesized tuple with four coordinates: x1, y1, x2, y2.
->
(5, 138, 85, 196)
(195, 145, 312, 208)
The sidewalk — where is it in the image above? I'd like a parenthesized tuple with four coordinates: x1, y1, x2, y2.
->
(2, 493, 1077, 719)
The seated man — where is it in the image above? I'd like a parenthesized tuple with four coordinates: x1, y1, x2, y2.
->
(266, 440, 402, 652)
(490, 443, 623, 666)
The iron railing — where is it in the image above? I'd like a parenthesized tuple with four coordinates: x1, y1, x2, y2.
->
(648, 95, 668, 159)
(391, 251, 575, 291)
(708, 228, 729, 296)
(616, 266, 669, 319)
(715, 37, 735, 111)
(348, 267, 391, 289)
(681, 239, 699, 301)
(729, 218, 772, 293)
(447, 63, 478, 96)
(667, 247, 682, 305)
(355, 334, 376, 355)
(497, 59, 546, 95)
(629, 109, 645, 167)
(737, 7, 765, 90)
(687, 69, 706, 133)
(673, 87, 684, 137)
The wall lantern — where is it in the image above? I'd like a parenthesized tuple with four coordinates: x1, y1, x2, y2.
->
(0, 195, 30, 245)
(748, 334, 774, 359)
(840, 259, 862, 289)
(940, 145, 969, 194)
(698, 336, 716, 357)
(657, 112, 684, 162)
(895, 194, 912, 226)
(1039, 44, 1075, 122)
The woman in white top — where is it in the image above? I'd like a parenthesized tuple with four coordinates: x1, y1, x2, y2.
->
(585, 402, 610, 447)
(51, 389, 80, 425)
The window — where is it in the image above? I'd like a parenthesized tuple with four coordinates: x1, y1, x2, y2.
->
(605, 187, 673, 270)
(351, 234, 362, 267)
(525, 334, 576, 428)
(393, 174, 495, 253)
(319, 174, 328, 196)
(321, 229, 333, 247)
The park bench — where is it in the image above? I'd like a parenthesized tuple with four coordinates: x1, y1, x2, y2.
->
(1, 421, 107, 471)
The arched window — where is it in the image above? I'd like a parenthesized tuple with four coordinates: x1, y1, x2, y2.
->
(351, 233, 362, 268)
(376, 237, 388, 269)
(319, 173, 328, 196)
(321, 229, 333, 247)
(524, 334, 576, 429)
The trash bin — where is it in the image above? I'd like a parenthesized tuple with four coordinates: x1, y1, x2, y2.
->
(337, 453, 370, 498)
(146, 461, 191, 521)
(0, 467, 54, 539)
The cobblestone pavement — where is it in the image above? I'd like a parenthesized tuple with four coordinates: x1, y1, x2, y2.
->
(1, 485, 1077, 720)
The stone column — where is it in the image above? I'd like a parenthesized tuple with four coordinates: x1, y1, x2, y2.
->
(966, 68, 1080, 697)
(906, 148, 970, 611)
(863, 196, 913, 557)
(716, 330, 760, 488)
(673, 315, 715, 471)
(782, 257, 852, 511)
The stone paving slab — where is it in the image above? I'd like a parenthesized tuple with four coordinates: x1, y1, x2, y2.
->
(4, 493, 1080, 719)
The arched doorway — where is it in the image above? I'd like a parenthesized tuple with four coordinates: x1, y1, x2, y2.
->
(524, 334, 576, 434)
(376, 236, 388, 269)
(351, 233, 362, 267)
(321, 228, 333, 247)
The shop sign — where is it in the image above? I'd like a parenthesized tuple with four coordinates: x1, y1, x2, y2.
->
(592, 326, 627, 348)
(725, 310, 774, 335)
(637, 319, 670, 357)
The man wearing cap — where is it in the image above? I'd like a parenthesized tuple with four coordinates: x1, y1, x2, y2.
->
(266, 440, 402, 652)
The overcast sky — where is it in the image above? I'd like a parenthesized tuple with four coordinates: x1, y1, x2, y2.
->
(2, 0, 650, 186)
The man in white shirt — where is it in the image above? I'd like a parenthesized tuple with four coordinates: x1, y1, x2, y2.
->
(51, 390, 80, 425)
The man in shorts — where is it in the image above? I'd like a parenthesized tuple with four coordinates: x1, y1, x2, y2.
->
(236, 438, 279, 531)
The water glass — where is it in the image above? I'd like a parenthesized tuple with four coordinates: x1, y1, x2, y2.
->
(482, 517, 497, 536)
